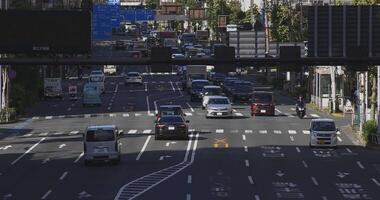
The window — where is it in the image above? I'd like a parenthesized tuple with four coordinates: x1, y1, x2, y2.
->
(86, 130, 115, 142)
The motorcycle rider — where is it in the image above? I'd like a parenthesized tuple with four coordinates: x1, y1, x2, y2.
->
(296, 95, 306, 113)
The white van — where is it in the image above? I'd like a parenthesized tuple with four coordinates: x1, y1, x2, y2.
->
(309, 119, 339, 148)
(83, 125, 123, 166)
(89, 70, 105, 93)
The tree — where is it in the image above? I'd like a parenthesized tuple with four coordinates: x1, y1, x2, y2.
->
(206, 0, 231, 35)
(228, 0, 245, 25)
(243, 4, 259, 24)
(146, 0, 159, 9)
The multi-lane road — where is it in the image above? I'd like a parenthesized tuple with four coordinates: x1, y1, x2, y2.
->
(0, 71, 379, 200)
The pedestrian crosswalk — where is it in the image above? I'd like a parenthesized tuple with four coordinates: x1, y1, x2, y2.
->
(31, 112, 321, 121)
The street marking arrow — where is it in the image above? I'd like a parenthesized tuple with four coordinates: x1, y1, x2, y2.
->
(78, 191, 92, 199)
(0, 145, 12, 150)
(58, 144, 66, 149)
(337, 172, 350, 178)
(276, 170, 285, 177)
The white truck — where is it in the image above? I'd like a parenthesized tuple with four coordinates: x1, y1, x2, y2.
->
(44, 78, 63, 99)
(185, 65, 207, 90)
(104, 65, 117, 75)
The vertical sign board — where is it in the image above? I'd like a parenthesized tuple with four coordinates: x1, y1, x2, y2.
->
(92, 4, 112, 40)
(108, 0, 120, 5)
(218, 15, 228, 28)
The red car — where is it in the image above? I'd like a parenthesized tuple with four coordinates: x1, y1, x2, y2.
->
(251, 91, 275, 116)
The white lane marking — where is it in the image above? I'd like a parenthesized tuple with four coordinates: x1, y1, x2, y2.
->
(291, 108, 296, 111)
(248, 176, 254, 185)
(59, 171, 68, 181)
(58, 144, 66, 149)
(288, 130, 297, 134)
(134, 113, 141, 117)
(11, 138, 45, 165)
(232, 109, 237, 112)
(322, 196, 328, 200)
(216, 129, 224, 134)
(185, 112, 193, 116)
(109, 113, 116, 117)
(190, 133, 199, 163)
(245, 130, 253, 134)
(175, 82, 183, 96)
(136, 136, 152, 161)
(346, 148, 352, 153)
(186, 194, 191, 200)
(183, 134, 194, 162)
(275, 108, 283, 113)
(302, 160, 308, 168)
(290, 136, 295, 141)
(144, 82, 148, 92)
(143, 129, 152, 134)
(160, 81, 165, 83)
(128, 129, 138, 134)
(244, 146, 248, 152)
(274, 130, 282, 134)
(296, 147, 301, 153)
(69, 131, 79, 135)
(187, 175, 192, 184)
(310, 114, 320, 118)
(165, 142, 176, 147)
(189, 129, 195, 132)
(74, 152, 84, 163)
(84, 114, 91, 118)
(45, 116, 53, 120)
(357, 161, 365, 169)
(311, 177, 319, 186)
(254, 195, 261, 200)
(0, 145, 12, 150)
(114, 84, 119, 93)
(154, 100, 158, 114)
(32, 116, 39, 120)
(303, 130, 310, 135)
(170, 81, 176, 92)
(146, 96, 151, 116)
(53, 132, 64, 136)
(123, 113, 130, 117)
(24, 133, 33, 137)
(41, 190, 52, 200)
(285, 113, 295, 118)
(245, 160, 250, 167)
(234, 113, 244, 116)
(371, 178, 380, 187)
(259, 130, 267, 134)
(67, 107, 71, 111)
(242, 134, 246, 141)
(337, 136, 343, 142)
(107, 107, 111, 110)
(186, 103, 195, 112)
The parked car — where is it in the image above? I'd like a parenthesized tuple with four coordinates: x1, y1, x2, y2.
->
(205, 96, 233, 118)
(83, 125, 123, 166)
(155, 116, 190, 140)
(250, 91, 275, 116)
(309, 119, 339, 148)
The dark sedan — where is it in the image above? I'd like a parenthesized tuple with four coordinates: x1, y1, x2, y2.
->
(155, 116, 189, 140)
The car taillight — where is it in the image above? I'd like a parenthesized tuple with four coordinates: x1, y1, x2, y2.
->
(179, 124, 186, 128)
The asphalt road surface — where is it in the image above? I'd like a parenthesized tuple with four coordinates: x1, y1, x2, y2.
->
(0, 72, 379, 200)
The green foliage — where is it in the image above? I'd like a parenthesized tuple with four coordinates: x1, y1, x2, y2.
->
(10, 66, 43, 115)
(229, 0, 245, 24)
(362, 120, 377, 144)
(243, 4, 260, 24)
(207, 0, 231, 33)
(146, 0, 159, 9)
(353, 0, 377, 5)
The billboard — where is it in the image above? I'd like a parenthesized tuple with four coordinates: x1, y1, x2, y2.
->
(218, 15, 228, 28)
(189, 9, 206, 20)
(0, 10, 91, 54)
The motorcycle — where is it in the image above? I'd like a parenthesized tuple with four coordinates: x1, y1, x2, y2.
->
(296, 105, 306, 119)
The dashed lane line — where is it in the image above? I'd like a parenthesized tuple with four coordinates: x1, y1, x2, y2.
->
(288, 130, 297, 134)
(371, 178, 380, 187)
(242, 135, 246, 141)
(357, 161, 365, 169)
(274, 130, 282, 134)
(303, 130, 310, 135)
(41, 190, 52, 200)
(245, 130, 253, 134)
(244, 146, 248, 152)
(216, 129, 224, 134)
(337, 136, 343, 142)
(59, 171, 69, 181)
(248, 176, 254, 185)
(186, 103, 195, 112)
(311, 177, 319, 186)
(254, 195, 261, 200)
(186, 194, 191, 200)
(11, 137, 46, 165)
(302, 160, 308, 168)
(74, 152, 84, 163)
(290, 136, 295, 142)
(245, 160, 250, 167)
(128, 129, 138, 134)
(136, 136, 152, 161)
(187, 175, 192, 184)
(296, 147, 301, 153)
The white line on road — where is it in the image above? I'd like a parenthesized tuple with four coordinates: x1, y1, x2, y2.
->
(303, 130, 310, 134)
(136, 136, 152, 161)
(59, 171, 68, 181)
(244, 146, 248, 152)
(310, 114, 320, 118)
(190, 133, 199, 163)
(11, 138, 45, 165)
(346, 148, 352, 153)
(67, 107, 71, 111)
(254, 195, 261, 200)
(185, 112, 193, 116)
(170, 81, 176, 92)
(41, 190, 52, 200)
(69, 131, 79, 135)
(274, 130, 282, 134)
(58, 144, 66, 149)
(107, 106, 111, 110)
(242, 134, 246, 141)
(144, 82, 148, 92)
(311, 177, 319, 186)
(186, 194, 191, 200)
(186, 103, 195, 112)
(245, 130, 253, 134)
(296, 147, 301, 153)
(357, 161, 365, 169)
(45, 116, 53, 120)
(288, 130, 297, 134)
(143, 129, 152, 134)
(146, 96, 151, 115)
(259, 130, 268, 134)
(187, 175, 192, 184)
(337, 136, 343, 142)
(42, 157, 50, 164)
(154, 100, 158, 114)
(123, 113, 129, 117)
(322, 196, 328, 200)
(74, 152, 84, 163)
(290, 136, 295, 141)
(183, 134, 194, 162)
(302, 160, 308, 168)
(275, 108, 283, 113)
(245, 160, 250, 167)
(128, 129, 138, 134)
(216, 129, 224, 134)
(248, 176, 254, 185)
(114, 84, 119, 93)
(176, 82, 183, 96)
(371, 178, 380, 187)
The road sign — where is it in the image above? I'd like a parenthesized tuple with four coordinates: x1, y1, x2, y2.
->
(218, 15, 228, 28)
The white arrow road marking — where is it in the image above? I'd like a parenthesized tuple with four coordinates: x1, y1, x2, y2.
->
(11, 138, 45, 165)
(78, 191, 92, 199)
(165, 142, 176, 147)
(0, 145, 12, 150)
(276, 170, 285, 177)
(136, 136, 152, 161)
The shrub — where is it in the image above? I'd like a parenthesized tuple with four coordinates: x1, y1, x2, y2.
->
(362, 120, 377, 144)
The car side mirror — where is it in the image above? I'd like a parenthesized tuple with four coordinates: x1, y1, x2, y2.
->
(186, 120, 190, 123)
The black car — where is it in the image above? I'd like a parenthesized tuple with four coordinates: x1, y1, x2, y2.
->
(230, 81, 253, 102)
(211, 73, 227, 85)
(155, 116, 189, 140)
(157, 105, 185, 120)
(222, 77, 239, 95)
(190, 80, 210, 101)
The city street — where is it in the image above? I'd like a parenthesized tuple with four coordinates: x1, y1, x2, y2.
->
(0, 72, 379, 200)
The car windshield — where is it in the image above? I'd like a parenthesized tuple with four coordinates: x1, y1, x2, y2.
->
(203, 88, 222, 95)
(159, 116, 184, 123)
(160, 108, 181, 116)
(208, 98, 229, 104)
(312, 122, 336, 131)
(192, 81, 209, 89)
(86, 129, 115, 141)
(128, 73, 139, 77)
(253, 93, 272, 103)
